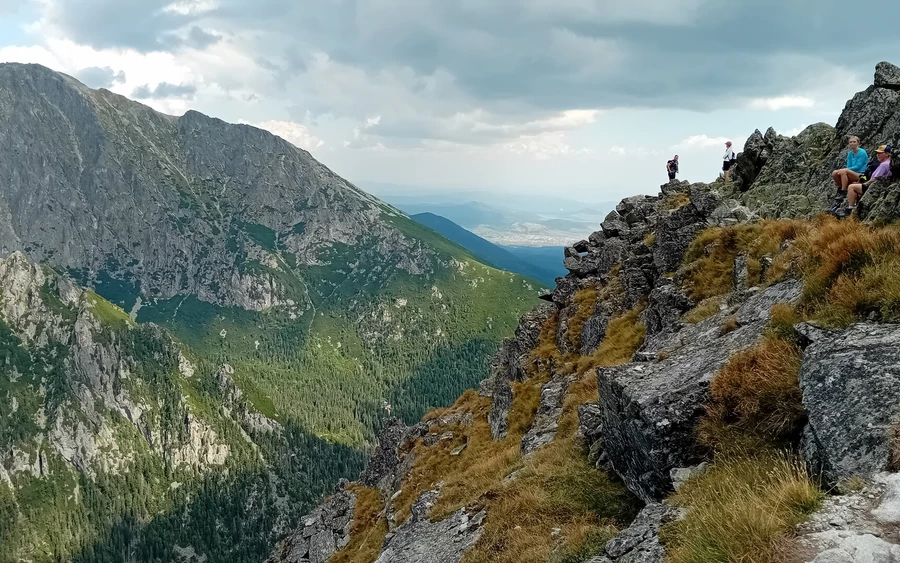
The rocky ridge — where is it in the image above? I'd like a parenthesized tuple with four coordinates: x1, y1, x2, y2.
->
(267, 61, 900, 563)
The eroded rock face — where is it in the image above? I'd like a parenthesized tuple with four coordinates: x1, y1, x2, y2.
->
(588, 503, 681, 563)
(481, 304, 555, 440)
(265, 487, 357, 563)
(374, 489, 486, 563)
(736, 62, 900, 222)
(799, 323, 900, 486)
(0, 63, 442, 311)
(521, 372, 573, 454)
(794, 473, 900, 562)
(595, 281, 802, 502)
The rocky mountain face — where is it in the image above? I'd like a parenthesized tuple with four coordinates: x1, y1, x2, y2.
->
(270, 62, 900, 563)
(735, 61, 900, 220)
(0, 64, 541, 563)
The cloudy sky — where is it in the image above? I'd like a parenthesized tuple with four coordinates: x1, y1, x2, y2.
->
(0, 0, 892, 203)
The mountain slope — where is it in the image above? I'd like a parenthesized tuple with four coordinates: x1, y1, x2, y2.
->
(411, 212, 559, 285)
(0, 63, 540, 562)
(501, 245, 568, 281)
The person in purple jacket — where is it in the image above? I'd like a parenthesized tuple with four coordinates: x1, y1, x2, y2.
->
(847, 145, 893, 209)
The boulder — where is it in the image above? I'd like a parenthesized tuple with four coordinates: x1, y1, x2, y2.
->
(565, 238, 627, 277)
(573, 239, 591, 253)
(601, 210, 630, 238)
(521, 372, 573, 454)
(652, 205, 706, 276)
(799, 322, 900, 485)
(595, 281, 802, 502)
(642, 280, 693, 336)
(874, 61, 900, 89)
(600, 503, 681, 563)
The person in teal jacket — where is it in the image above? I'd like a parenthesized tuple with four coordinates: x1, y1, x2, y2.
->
(832, 136, 869, 194)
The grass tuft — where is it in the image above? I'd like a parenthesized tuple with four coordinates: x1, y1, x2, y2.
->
(575, 304, 646, 375)
(330, 486, 389, 563)
(662, 450, 822, 563)
(698, 338, 805, 450)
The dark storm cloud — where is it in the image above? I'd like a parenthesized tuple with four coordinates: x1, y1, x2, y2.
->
(132, 82, 198, 99)
(41, 0, 900, 113)
(74, 66, 126, 88)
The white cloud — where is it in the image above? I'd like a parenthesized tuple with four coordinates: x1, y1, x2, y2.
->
(748, 96, 815, 111)
(162, 0, 218, 15)
(609, 145, 627, 156)
(250, 120, 324, 151)
(671, 134, 732, 150)
(783, 124, 808, 137)
(0, 45, 63, 69)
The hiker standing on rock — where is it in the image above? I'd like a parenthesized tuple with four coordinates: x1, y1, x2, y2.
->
(667, 155, 679, 181)
(832, 136, 868, 195)
(722, 141, 737, 182)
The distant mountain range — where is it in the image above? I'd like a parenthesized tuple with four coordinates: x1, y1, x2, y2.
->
(411, 212, 565, 285)
(376, 190, 616, 247)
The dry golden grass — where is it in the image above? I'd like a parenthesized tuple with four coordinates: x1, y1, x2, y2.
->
(645, 232, 657, 247)
(719, 315, 739, 335)
(662, 191, 692, 211)
(682, 221, 810, 302)
(683, 296, 726, 324)
(368, 308, 645, 563)
(662, 450, 822, 563)
(575, 304, 647, 375)
(564, 286, 601, 353)
(330, 486, 389, 563)
(794, 216, 900, 326)
(462, 436, 639, 563)
(698, 338, 805, 450)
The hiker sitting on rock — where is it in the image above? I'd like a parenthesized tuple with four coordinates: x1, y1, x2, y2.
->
(846, 145, 893, 210)
(832, 136, 868, 195)
(667, 155, 679, 181)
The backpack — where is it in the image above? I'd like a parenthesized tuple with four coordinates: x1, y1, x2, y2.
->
(891, 152, 900, 180)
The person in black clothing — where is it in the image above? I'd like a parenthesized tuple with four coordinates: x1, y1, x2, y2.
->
(666, 155, 679, 181)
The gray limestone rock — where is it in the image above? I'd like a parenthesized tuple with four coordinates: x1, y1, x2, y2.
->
(602, 503, 680, 563)
(875, 61, 900, 88)
(521, 372, 573, 454)
(799, 323, 900, 485)
(596, 281, 802, 502)
(642, 281, 693, 336)
(374, 489, 485, 563)
(265, 488, 357, 563)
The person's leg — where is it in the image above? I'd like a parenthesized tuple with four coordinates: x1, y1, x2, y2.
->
(848, 183, 863, 207)
(842, 170, 861, 191)
(833, 169, 843, 188)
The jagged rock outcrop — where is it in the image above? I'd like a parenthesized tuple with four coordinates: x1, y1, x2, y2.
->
(798, 323, 900, 486)
(587, 503, 681, 563)
(481, 304, 555, 439)
(359, 418, 416, 501)
(521, 372, 573, 454)
(265, 485, 357, 563)
(375, 489, 486, 563)
(594, 281, 802, 502)
(736, 62, 900, 222)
